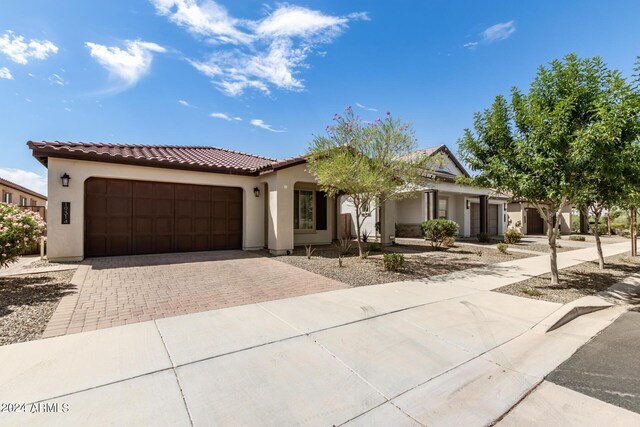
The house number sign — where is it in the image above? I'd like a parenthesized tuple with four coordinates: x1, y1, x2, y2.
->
(62, 202, 71, 224)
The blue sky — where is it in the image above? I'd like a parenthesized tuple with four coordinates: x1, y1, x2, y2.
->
(1, 0, 639, 195)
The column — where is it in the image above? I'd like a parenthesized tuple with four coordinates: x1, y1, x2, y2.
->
(479, 195, 488, 234)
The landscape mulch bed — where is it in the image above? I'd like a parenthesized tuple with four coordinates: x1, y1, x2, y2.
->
(495, 252, 640, 304)
(0, 270, 76, 346)
(270, 242, 533, 287)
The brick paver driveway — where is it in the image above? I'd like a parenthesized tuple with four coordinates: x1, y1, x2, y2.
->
(44, 251, 346, 338)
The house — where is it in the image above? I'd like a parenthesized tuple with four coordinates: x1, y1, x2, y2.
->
(0, 176, 47, 220)
(507, 202, 573, 235)
(340, 145, 510, 239)
(28, 141, 340, 261)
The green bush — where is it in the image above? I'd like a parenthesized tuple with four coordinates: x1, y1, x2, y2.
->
(368, 242, 382, 252)
(382, 253, 405, 271)
(503, 228, 523, 244)
(476, 232, 491, 243)
(547, 228, 561, 239)
(569, 235, 586, 242)
(589, 222, 607, 236)
(0, 204, 46, 268)
(496, 243, 508, 254)
(421, 219, 459, 248)
(442, 236, 456, 247)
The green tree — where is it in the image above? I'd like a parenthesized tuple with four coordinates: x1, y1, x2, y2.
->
(458, 54, 638, 284)
(307, 107, 437, 257)
(572, 61, 640, 269)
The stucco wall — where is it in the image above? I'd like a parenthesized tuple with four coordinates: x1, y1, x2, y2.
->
(1, 183, 47, 207)
(396, 196, 423, 224)
(47, 157, 266, 261)
(339, 196, 377, 239)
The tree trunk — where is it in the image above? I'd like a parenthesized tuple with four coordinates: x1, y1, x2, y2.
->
(607, 215, 612, 236)
(548, 226, 559, 285)
(631, 208, 638, 257)
(354, 205, 363, 258)
(593, 210, 605, 269)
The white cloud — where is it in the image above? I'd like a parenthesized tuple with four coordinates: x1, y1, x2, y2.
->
(356, 102, 377, 112)
(0, 30, 58, 64)
(0, 66, 12, 80)
(152, 1, 368, 96)
(48, 73, 66, 86)
(482, 21, 516, 42)
(250, 118, 285, 132)
(210, 112, 241, 121)
(464, 21, 516, 49)
(0, 168, 47, 196)
(64, 107, 72, 112)
(178, 99, 191, 106)
(151, 0, 252, 44)
(85, 40, 166, 89)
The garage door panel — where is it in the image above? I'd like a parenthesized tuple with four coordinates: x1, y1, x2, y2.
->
(85, 178, 242, 256)
(488, 205, 499, 236)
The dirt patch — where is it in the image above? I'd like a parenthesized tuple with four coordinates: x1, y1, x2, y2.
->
(0, 270, 77, 346)
(495, 253, 640, 304)
(269, 242, 532, 287)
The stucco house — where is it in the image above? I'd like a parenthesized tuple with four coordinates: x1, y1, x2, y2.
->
(0, 176, 47, 220)
(28, 141, 343, 261)
(341, 145, 510, 239)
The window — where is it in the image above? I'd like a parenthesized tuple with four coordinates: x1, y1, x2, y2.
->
(30, 199, 37, 206)
(294, 190, 314, 230)
(19, 196, 27, 206)
(2, 191, 11, 204)
(438, 198, 448, 219)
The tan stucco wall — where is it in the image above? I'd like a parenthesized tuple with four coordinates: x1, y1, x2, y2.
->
(46, 158, 266, 261)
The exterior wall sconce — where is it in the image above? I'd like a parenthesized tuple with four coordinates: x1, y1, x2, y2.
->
(61, 173, 71, 187)
(466, 200, 470, 210)
(253, 186, 260, 197)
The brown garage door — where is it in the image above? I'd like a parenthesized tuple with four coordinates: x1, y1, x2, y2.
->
(526, 208, 544, 235)
(470, 203, 480, 236)
(85, 178, 242, 257)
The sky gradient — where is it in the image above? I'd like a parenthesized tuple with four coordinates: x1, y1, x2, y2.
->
(1, 0, 639, 195)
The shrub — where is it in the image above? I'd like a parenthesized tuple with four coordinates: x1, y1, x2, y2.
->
(477, 232, 491, 243)
(589, 222, 607, 236)
(368, 242, 382, 252)
(473, 249, 484, 257)
(334, 238, 352, 255)
(503, 228, 523, 244)
(304, 245, 315, 259)
(421, 219, 459, 248)
(0, 204, 46, 268)
(361, 229, 371, 243)
(442, 236, 456, 247)
(496, 243, 508, 254)
(361, 251, 370, 259)
(547, 228, 561, 239)
(523, 287, 543, 297)
(382, 253, 405, 271)
(569, 235, 586, 242)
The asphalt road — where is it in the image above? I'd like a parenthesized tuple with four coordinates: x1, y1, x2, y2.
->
(547, 310, 640, 414)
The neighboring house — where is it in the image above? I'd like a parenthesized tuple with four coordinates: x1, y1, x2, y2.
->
(340, 145, 510, 239)
(0, 176, 47, 221)
(28, 141, 338, 261)
(507, 202, 572, 235)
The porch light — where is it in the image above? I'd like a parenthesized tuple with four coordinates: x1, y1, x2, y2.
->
(61, 173, 71, 187)
(253, 186, 260, 197)
(466, 200, 470, 210)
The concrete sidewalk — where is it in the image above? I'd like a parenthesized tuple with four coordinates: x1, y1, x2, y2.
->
(0, 242, 631, 426)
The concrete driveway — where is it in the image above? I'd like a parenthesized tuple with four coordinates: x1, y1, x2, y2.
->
(43, 251, 346, 338)
(0, 242, 633, 426)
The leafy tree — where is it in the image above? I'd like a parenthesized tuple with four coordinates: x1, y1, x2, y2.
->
(307, 107, 437, 257)
(572, 61, 640, 269)
(458, 54, 639, 284)
(0, 204, 46, 268)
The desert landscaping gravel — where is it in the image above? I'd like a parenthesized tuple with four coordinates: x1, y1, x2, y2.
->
(495, 252, 640, 304)
(0, 270, 76, 346)
(270, 242, 532, 287)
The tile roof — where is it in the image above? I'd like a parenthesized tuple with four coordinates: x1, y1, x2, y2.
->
(28, 141, 285, 175)
(0, 176, 47, 200)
